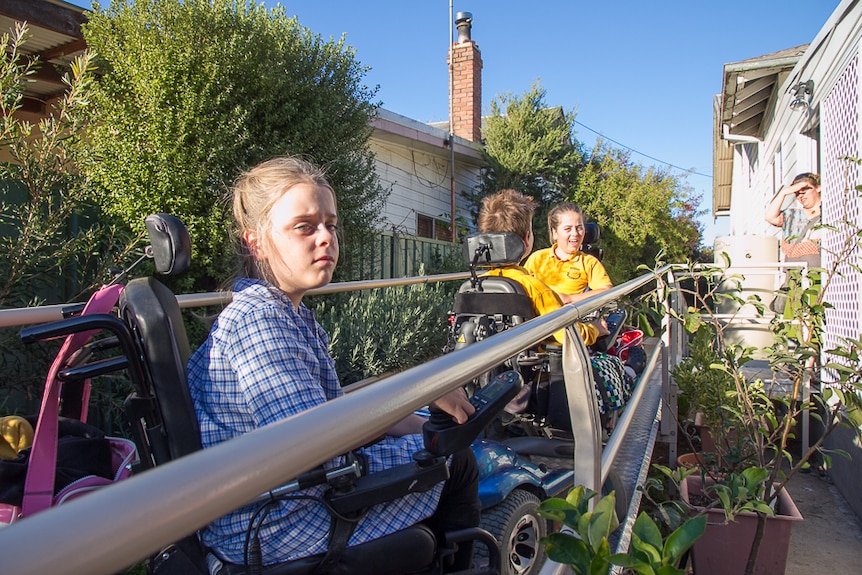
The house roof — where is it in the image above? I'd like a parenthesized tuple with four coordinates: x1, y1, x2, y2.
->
(0, 0, 87, 116)
(712, 44, 808, 216)
(374, 109, 485, 166)
(719, 45, 808, 140)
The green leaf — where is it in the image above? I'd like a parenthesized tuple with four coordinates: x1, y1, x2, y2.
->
(740, 467, 770, 487)
(631, 512, 663, 551)
(543, 532, 591, 572)
(587, 491, 620, 550)
(588, 538, 613, 575)
(538, 497, 582, 528)
(663, 514, 707, 562)
(630, 533, 662, 565)
(747, 502, 776, 516)
(565, 484, 594, 511)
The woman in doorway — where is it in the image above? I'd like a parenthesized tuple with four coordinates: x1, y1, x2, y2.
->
(764, 172, 822, 268)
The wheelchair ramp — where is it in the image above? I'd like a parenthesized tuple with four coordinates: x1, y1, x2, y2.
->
(607, 338, 664, 554)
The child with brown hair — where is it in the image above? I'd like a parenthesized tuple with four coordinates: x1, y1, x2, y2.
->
(524, 202, 613, 303)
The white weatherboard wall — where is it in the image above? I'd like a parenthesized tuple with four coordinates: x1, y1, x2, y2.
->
(727, 3, 862, 241)
(370, 139, 479, 236)
(726, 1, 862, 349)
(370, 109, 484, 238)
(724, 0, 862, 519)
(738, 3, 862, 354)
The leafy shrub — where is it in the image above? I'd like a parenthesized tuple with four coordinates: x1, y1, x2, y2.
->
(1, 23, 138, 412)
(81, 0, 386, 289)
(310, 281, 453, 385)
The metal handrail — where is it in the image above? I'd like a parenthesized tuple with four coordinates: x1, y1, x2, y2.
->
(2, 260, 803, 329)
(0, 268, 668, 575)
(0, 272, 473, 329)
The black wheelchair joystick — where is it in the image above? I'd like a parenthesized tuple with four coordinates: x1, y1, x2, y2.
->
(423, 370, 523, 457)
(591, 308, 627, 353)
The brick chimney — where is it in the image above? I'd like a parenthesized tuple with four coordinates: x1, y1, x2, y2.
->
(449, 12, 482, 142)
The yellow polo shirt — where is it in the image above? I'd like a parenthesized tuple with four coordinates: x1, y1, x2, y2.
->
(524, 247, 612, 297)
(482, 265, 599, 346)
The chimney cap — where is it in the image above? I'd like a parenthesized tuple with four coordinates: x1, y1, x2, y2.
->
(455, 11, 473, 23)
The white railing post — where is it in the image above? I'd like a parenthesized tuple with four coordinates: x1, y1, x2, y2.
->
(563, 325, 602, 501)
(660, 267, 679, 466)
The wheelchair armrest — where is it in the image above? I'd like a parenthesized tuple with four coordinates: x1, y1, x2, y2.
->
(20, 313, 147, 387)
(20, 314, 127, 345)
(326, 454, 449, 516)
(59, 356, 130, 381)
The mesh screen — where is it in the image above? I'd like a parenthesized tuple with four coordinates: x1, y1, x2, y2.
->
(821, 49, 861, 384)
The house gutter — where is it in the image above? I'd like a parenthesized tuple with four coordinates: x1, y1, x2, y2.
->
(722, 123, 760, 144)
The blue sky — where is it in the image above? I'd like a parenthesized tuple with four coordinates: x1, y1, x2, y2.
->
(68, 1, 841, 246)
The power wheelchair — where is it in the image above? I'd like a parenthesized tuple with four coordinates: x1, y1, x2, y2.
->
(442, 226, 645, 575)
(17, 214, 506, 575)
(445, 224, 638, 439)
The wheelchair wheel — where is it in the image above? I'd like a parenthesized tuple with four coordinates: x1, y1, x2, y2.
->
(602, 468, 629, 522)
(476, 488, 547, 575)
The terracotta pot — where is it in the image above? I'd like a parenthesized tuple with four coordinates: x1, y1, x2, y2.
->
(681, 475, 803, 575)
(677, 452, 708, 470)
(693, 412, 717, 453)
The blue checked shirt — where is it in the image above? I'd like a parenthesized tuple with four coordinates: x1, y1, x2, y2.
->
(187, 278, 442, 565)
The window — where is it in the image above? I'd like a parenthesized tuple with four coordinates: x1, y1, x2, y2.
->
(417, 213, 453, 241)
(417, 214, 434, 239)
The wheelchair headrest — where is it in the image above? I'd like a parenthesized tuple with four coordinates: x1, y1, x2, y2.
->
(144, 214, 191, 276)
(583, 222, 599, 246)
(462, 232, 526, 267)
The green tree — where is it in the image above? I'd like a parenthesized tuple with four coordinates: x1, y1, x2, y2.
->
(80, 0, 386, 288)
(478, 82, 583, 246)
(1, 23, 136, 410)
(0, 24, 130, 308)
(573, 144, 702, 282)
(479, 82, 702, 281)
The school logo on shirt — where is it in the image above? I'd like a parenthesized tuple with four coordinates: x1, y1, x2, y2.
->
(566, 268, 584, 280)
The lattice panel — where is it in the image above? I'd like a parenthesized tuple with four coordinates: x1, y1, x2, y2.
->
(821, 49, 861, 382)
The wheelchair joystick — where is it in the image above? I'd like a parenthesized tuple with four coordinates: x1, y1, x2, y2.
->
(591, 308, 627, 353)
(423, 370, 523, 457)
(412, 449, 438, 468)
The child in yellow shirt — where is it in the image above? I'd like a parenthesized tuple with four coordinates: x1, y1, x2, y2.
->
(524, 203, 612, 304)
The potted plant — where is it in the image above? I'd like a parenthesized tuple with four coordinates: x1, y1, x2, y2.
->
(676, 467, 802, 575)
(647, 164, 862, 575)
(669, 323, 738, 463)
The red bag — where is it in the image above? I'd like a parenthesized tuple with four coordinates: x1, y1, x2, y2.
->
(609, 328, 644, 361)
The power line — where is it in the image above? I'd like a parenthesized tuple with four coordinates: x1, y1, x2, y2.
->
(574, 120, 713, 179)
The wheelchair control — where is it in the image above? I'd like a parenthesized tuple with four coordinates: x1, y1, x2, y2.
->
(423, 370, 523, 456)
(591, 308, 627, 353)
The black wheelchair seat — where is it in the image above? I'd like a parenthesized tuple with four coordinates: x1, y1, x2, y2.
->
(115, 217, 500, 575)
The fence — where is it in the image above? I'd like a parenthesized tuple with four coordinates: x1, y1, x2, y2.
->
(352, 231, 461, 279)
